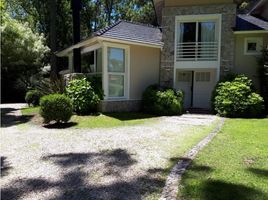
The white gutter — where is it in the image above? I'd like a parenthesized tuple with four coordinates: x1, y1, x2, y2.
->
(234, 30, 268, 34)
(98, 36, 163, 49)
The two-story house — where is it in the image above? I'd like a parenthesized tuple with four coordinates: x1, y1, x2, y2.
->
(57, 0, 268, 112)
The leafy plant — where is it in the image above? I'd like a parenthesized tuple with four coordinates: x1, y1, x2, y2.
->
(40, 94, 73, 124)
(66, 78, 101, 114)
(142, 84, 184, 116)
(86, 76, 104, 100)
(34, 77, 66, 95)
(25, 90, 42, 106)
(212, 75, 264, 117)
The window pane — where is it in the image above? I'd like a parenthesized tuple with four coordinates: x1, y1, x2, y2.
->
(196, 72, 210, 82)
(81, 51, 94, 73)
(96, 48, 102, 72)
(179, 23, 196, 59)
(108, 47, 125, 72)
(198, 22, 215, 42)
(177, 72, 191, 82)
(108, 75, 124, 97)
(179, 22, 196, 43)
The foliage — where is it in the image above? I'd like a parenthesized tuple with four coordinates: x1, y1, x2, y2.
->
(34, 77, 66, 96)
(25, 90, 42, 106)
(66, 78, 101, 114)
(86, 76, 104, 100)
(40, 94, 73, 124)
(142, 85, 184, 116)
(5, 0, 156, 48)
(1, 9, 49, 102)
(212, 75, 264, 117)
(258, 47, 268, 112)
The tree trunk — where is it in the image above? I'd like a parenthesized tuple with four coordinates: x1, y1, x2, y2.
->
(49, 0, 57, 79)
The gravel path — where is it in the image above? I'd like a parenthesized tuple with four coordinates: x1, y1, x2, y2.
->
(1, 104, 218, 200)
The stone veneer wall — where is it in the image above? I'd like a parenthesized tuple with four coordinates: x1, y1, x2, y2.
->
(160, 3, 237, 87)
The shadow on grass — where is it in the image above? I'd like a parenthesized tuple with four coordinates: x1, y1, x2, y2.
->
(1, 156, 12, 177)
(247, 168, 268, 178)
(1, 108, 33, 127)
(180, 162, 268, 200)
(201, 180, 268, 200)
(1, 149, 165, 200)
(43, 122, 78, 129)
(104, 112, 157, 121)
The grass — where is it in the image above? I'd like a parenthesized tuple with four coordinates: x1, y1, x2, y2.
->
(178, 118, 268, 200)
(21, 106, 159, 128)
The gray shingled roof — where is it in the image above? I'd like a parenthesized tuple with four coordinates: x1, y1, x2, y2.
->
(237, 14, 268, 30)
(94, 20, 163, 46)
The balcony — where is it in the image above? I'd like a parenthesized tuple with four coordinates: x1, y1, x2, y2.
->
(176, 41, 218, 62)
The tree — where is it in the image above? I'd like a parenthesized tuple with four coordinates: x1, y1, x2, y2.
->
(1, 10, 49, 102)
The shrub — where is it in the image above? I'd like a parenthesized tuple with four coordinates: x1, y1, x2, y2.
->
(142, 84, 184, 116)
(66, 78, 100, 114)
(86, 76, 104, 100)
(212, 75, 264, 117)
(25, 90, 42, 106)
(40, 94, 73, 124)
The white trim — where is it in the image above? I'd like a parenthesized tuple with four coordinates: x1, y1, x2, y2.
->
(175, 14, 222, 22)
(103, 42, 130, 100)
(244, 37, 263, 55)
(98, 37, 163, 49)
(81, 43, 101, 54)
(56, 37, 98, 57)
(234, 30, 268, 34)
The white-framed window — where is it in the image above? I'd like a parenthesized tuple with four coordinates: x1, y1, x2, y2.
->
(103, 43, 130, 100)
(196, 72, 210, 82)
(175, 14, 221, 62)
(177, 71, 191, 82)
(107, 47, 126, 98)
(244, 37, 263, 55)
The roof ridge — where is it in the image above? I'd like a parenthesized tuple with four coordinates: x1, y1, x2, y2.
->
(94, 20, 122, 36)
(120, 20, 160, 29)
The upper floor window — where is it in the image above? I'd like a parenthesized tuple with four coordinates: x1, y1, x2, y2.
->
(176, 15, 221, 62)
(244, 37, 263, 55)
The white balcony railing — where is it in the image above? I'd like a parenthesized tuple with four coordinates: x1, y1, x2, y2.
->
(176, 42, 218, 62)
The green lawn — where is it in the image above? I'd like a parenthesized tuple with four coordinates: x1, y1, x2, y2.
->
(179, 118, 268, 200)
(21, 107, 159, 128)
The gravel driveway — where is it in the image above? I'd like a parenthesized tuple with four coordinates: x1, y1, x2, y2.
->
(1, 104, 218, 200)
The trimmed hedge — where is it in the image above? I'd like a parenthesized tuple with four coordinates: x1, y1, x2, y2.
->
(25, 90, 42, 106)
(142, 85, 184, 116)
(66, 78, 101, 114)
(40, 94, 73, 123)
(212, 75, 264, 117)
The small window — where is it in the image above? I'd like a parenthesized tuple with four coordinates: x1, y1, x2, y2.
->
(177, 72, 191, 82)
(196, 72, 210, 82)
(244, 37, 263, 55)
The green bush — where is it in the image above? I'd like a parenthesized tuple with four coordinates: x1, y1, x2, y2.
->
(142, 84, 184, 116)
(86, 76, 104, 100)
(66, 78, 101, 114)
(40, 94, 73, 123)
(25, 90, 42, 106)
(212, 75, 264, 117)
